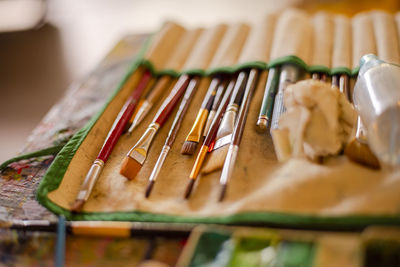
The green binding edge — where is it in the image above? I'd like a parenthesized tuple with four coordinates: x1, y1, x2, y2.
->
(33, 49, 398, 229)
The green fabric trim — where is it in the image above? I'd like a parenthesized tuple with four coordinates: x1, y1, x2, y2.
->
(0, 145, 65, 171)
(141, 60, 180, 77)
(36, 43, 400, 229)
(308, 65, 331, 74)
(330, 67, 352, 76)
(352, 66, 360, 76)
(267, 55, 308, 71)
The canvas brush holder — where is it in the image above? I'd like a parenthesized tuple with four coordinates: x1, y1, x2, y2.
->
(37, 9, 400, 228)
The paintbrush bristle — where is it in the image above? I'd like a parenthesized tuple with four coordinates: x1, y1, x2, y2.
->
(145, 180, 155, 198)
(120, 156, 143, 180)
(184, 179, 195, 199)
(181, 141, 198, 155)
(201, 145, 229, 174)
(344, 139, 380, 169)
(218, 184, 227, 202)
(70, 199, 85, 213)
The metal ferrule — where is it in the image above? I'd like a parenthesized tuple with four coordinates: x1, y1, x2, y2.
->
(186, 109, 209, 142)
(220, 144, 238, 185)
(76, 159, 104, 201)
(215, 104, 238, 140)
(203, 110, 216, 137)
(189, 145, 209, 179)
(256, 115, 268, 132)
(148, 145, 171, 182)
(127, 122, 159, 164)
(128, 100, 153, 133)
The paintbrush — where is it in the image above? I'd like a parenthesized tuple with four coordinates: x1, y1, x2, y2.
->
(269, 64, 301, 132)
(184, 78, 236, 199)
(256, 67, 280, 132)
(120, 74, 192, 180)
(127, 76, 172, 134)
(203, 80, 227, 137)
(339, 74, 380, 169)
(180, 76, 222, 155)
(3, 220, 192, 238)
(145, 77, 200, 198)
(71, 69, 152, 212)
(200, 70, 249, 174)
(219, 68, 259, 201)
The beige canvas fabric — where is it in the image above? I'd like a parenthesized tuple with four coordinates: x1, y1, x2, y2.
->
(270, 8, 312, 65)
(311, 12, 333, 67)
(352, 12, 376, 69)
(208, 23, 250, 69)
(332, 15, 352, 69)
(47, 11, 400, 218)
(144, 21, 186, 71)
(371, 10, 400, 65)
(237, 13, 276, 64)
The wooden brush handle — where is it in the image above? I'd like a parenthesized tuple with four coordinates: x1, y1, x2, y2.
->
(145, 75, 171, 103)
(165, 77, 200, 147)
(153, 75, 190, 127)
(204, 79, 236, 146)
(230, 71, 248, 106)
(200, 77, 220, 109)
(232, 69, 259, 146)
(211, 81, 227, 111)
(98, 70, 152, 162)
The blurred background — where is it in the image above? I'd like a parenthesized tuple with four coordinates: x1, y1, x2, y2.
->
(0, 0, 399, 163)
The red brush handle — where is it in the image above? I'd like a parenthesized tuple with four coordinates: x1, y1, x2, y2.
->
(153, 74, 190, 127)
(97, 70, 152, 162)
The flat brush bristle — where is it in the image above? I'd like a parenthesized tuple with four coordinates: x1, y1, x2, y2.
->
(120, 156, 142, 180)
(145, 180, 155, 198)
(181, 141, 198, 155)
(218, 184, 227, 202)
(201, 145, 229, 174)
(70, 199, 85, 213)
(184, 179, 195, 199)
(345, 139, 380, 169)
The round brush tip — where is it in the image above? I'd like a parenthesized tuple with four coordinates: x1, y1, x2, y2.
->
(145, 180, 155, 198)
(218, 184, 227, 202)
(184, 179, 195, 199)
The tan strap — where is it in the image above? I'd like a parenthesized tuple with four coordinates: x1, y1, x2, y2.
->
(164, 28, 204, 71)
(183, 24, 228, 71)
(311, 12, 333, 68)
(270, 8, 313, 65)
(238, 13, 276, 64)
(352, 12, 376, 69)
(371, 11, 400, 64)
(145, 21, 186, 71)
(332, 15, 352, 69)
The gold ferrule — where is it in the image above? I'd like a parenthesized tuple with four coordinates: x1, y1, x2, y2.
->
(128, 100, 153, 133)
(77, 159, 104, 201)
(189, 145, 209, 179)
(256, 115, 268, 132)
(226, 103, 238, 113)
(215, 104, 238, 140)
(186, 109, 209, 143)
(127, 122, 160, 164)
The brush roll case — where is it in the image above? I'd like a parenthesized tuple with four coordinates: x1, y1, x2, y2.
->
(34, 9, 400, 228)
